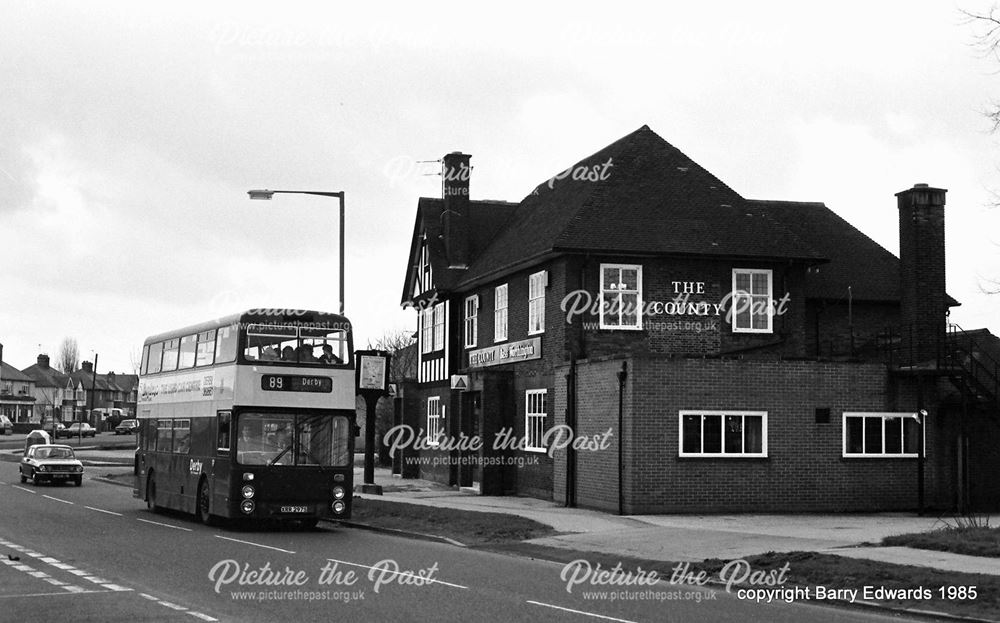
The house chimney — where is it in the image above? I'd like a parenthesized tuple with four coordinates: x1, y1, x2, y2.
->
(897, 183, 947, 364)
(442, 152, 471, 269)
(81, 361, 93, 373)
(37, 354, 50, 368)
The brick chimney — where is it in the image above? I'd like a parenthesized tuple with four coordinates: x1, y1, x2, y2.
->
(442, 152, 471, 269)
(37, 354, 50, 368)
(897, 183, 947, 364)
(81, 361, 93, 373)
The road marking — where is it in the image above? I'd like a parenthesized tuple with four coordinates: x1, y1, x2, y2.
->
(526, 601, 638, 623)
(13, 564, 35, 572)
(139, 593, 158, 601)
(45, 578, 67, 586)
(84, 576, 112, 584)
(40, 557, 60, 563)
(12, 485, 35, 494)
(51, 562, 75, 570)
(42, 495, 73, 505)
(85, 506, 123, 517)
(137, 518, 193, 532)
(188, 612, 219, 621)
(324, 557, 468, 590)
(214, 535, 295, 554)
(0, 589, 114, 599)
(62, 585, 87, 593)
(159, 601, 188, 611)
(25, 551, 42, 557)
(28, 571, 49, 578)
(68, 569, 89, 576)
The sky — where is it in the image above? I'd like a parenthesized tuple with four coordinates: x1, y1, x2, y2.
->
(1, 0, 999, 374)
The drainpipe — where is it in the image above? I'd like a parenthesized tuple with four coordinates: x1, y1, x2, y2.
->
(616, 361, 627, 515)
(565, 355, 577, 508)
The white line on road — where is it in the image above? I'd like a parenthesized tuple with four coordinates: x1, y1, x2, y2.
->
(12, 485, 35, 494)
(214, 535, 295, 554)
(139, 593, 158, 600)
(85, 506, 123, 517)
(137, 518, 193, 532)
(0, 589, 114, 599)
(158, 600, 188, 611)
(526, 601, 639, 623)
(187, 612, 219, 622)
(324, 557, 469, 590)
(42, 495, 73, 505)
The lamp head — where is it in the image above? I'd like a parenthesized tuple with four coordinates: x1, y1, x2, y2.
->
(248, 189, 275, 200)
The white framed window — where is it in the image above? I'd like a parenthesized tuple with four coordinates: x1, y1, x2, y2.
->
(464, 295, 479, 348)
(525, 389, 548, 452)
(528, 271, 547, 335)
(426, 397, 442, 445)
(843, 412, 923, 457)
(432, 303, 445, 351)
(494, 283, 508, 342)
(599, 264, 642, 330)
(679, 411, 767, 457)
(419, 238, 433, 294)
(732, 268, 773, 333)
(421, 307, 433, 354)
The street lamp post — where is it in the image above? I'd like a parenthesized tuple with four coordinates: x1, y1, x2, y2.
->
(248, 189, 346, 315)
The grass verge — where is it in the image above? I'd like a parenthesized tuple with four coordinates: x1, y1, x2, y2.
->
(884, 526, 1000, 559)
(348, 496, 558, 545)
(489, 543, 1000, 620)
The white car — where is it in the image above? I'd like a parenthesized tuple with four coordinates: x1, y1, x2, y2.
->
(20, 444, 84, 486)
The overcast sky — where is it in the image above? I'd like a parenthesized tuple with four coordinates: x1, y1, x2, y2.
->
(2, 1, 999, 373)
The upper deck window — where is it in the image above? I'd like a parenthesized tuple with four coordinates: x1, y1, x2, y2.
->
(243, 324, 349, 366)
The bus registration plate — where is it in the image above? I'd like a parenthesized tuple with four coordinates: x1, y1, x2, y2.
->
(280, 505, 308, 513)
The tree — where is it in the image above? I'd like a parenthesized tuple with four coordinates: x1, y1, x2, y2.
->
(367, 328, 417, 383)
(364, 329, 417, 466)
(57, 337, 79, 374)
(129, 346, 143, 375)
(962, 5, 1000, 293)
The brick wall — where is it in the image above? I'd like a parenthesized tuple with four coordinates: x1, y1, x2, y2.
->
(558, 356, 960, 513)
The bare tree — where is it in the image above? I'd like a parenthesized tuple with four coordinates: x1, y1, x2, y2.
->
(57, 337, 79, 373)
(129, 346, 143, 375)
(367, 328, 417, 382)
(962, 5, 1000, 293)
(365, 328, 417, 466)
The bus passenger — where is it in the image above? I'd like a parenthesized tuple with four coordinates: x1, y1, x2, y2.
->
(281, 346, 296, 361)
(260, 346, 279, 360)
(319, 344, 342, 364)
(298, 344, 319, 363)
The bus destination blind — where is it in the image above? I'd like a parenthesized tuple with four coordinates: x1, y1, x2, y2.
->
(261, 375, 333, 393)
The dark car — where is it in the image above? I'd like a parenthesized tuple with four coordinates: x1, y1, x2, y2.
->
(20, 444, 84, 486)
(58, 422, 96, 438)
(115, 419, 139, 435)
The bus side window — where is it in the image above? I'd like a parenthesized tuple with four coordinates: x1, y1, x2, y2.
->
(215, 326, 237, 363)
(217, 411, 231, 453)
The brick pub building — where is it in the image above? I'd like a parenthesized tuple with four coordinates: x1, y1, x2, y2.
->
(396, 125, 1000, 513)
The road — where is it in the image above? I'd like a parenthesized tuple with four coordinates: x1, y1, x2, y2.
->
(0, 457, 927, 622)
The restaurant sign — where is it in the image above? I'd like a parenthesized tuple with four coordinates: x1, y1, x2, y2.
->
(468, 337, 541, 369)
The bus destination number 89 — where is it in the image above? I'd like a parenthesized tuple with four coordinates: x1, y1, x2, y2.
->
(261, 374, 333, 393)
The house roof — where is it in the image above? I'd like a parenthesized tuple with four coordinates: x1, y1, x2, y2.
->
(399, 197, 518, 304)
(751, 199, 959, 305)
(21, 362, 69, 388)
(0, 361, 34, 383)
(458, 125, 824, 286)
(401, 124, 961, 308)
(68, 369, 125, 393)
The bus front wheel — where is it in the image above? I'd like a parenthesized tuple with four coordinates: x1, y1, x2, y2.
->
(197, 478, 218, 526)
(146, 474, 158, 512)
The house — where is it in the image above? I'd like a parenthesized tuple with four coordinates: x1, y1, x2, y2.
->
(395, 125, 1000, 513)
(0, 344, 36, 427)
(67, 361, 133, 426)
(21, 354, 72, 424)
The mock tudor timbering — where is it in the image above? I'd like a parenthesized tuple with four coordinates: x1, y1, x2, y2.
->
(396, 125, 1000, 513)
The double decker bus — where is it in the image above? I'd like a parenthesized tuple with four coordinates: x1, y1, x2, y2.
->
(134, 310, 355, 528)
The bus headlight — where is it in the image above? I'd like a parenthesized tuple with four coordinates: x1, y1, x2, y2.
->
(332, 486, 345, 500)
(241, 485, 255, 499)
(240, 500, 255, 514)
(331, 501, 346, 514)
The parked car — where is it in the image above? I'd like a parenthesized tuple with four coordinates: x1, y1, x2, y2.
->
(58, 422, 96, 438)
(19, 444, 84, 486)
(115, 419, 139, 435)
(0, 415, 12, 435)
